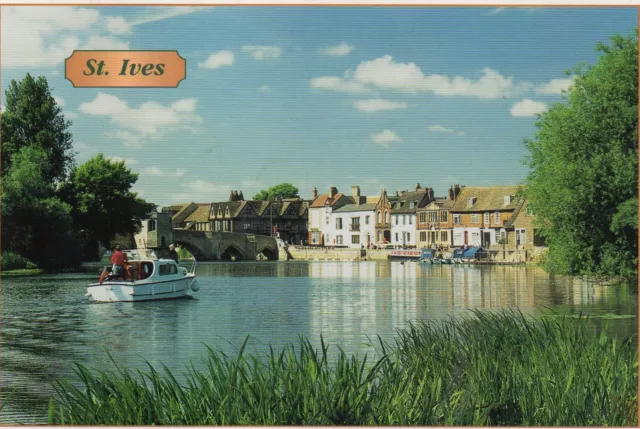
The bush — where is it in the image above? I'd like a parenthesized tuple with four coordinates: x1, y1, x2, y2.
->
(1, 251, 38, 270)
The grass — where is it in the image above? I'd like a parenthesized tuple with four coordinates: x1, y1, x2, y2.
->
(1, 268, 44, 276)
(47, 309, 638, 426)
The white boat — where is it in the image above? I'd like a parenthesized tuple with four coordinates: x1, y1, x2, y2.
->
(86, 250, 200, 303)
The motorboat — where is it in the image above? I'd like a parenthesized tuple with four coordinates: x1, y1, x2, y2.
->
(86, 249, 200, 303)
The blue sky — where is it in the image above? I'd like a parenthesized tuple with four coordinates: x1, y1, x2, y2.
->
(1, 6, 636, 206)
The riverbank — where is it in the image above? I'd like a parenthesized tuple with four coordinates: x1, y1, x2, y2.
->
(1, 268, 44, 277)
(48, 310, 637, 426)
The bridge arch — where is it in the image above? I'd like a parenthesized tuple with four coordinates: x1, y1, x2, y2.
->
(172, 240, 207, 261)
(220, 245, 244, 261)
(258, 246, 278, 261)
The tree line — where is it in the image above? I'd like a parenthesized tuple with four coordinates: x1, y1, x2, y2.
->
(1, 74, 154, 271)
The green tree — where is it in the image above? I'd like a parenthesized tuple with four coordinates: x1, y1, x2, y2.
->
(59, 154, 155, 260)
(524, 30, 638, 279)
(253, 183, 299, 201)
(1, 147, 81, 270)
(1, 74, 74, 182)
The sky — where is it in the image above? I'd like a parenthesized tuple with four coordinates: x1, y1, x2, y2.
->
(1, 6, 636, 206)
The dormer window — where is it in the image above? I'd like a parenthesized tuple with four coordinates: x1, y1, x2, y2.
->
(409, 201, 415, 209)
(467, 197, 477, 208)
(504, 195, 512, 205)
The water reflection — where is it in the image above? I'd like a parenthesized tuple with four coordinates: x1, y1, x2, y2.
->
(1, 261, 636, 424)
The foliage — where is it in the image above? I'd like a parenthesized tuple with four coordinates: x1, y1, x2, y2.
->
(58, 154, 156, 260)
(1, 74, 74, 183)
(524, 30, 638, 279)
(1, 252, 37, 270)
(253, 183, 299, 201)
(48, 310, 637, 426)
(1, 147, 82, 271)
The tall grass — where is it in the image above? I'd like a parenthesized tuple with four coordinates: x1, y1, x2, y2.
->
(48, 310, 637, 425)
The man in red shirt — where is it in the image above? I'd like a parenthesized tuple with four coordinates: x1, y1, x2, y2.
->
(111, 245, 129, 278)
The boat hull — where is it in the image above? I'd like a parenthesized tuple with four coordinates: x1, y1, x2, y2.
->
(87, 275, 197, 303)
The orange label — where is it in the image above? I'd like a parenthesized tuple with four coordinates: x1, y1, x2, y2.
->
(65, 50, 186, 88)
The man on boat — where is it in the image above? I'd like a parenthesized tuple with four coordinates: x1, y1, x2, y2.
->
(169, 244, 179, 263)
(111, 245, 129, 279)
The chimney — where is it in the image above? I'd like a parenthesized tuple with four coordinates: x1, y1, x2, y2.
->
(238, 191, 244, 201)
(416, 183, 421, 191)
(427, 187, 434, 202)
(449, 184, 462, 201)
(329, 186, 338, 198)
(229, 190, 235, 201)
(312, 187, 318, 200)
(352, 186, 361, 205)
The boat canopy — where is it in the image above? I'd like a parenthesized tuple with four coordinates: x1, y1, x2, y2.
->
(452, 247, 483, 259)
(420, 249, 436, 260)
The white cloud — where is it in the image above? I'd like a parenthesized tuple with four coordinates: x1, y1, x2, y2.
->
(79, 93, 202, 148)
(310, 77, 372, 94)
(321, 42, 354, 56)
(354, 99, 408, 112)
(535, 77, 574, 95)
(242, 45, 281, 60)
(174, 179, 226, 202)
(258, 85, 271, 93)
(144, 166, 185, 177)
(510, 99, 548, 117)
(54, 96, 65, 107)
(372, 130, 402, 148)
(51, 70, 60, 76)
(198, 50, 234, 69)
(65, 111, 78, 119)
(2, 7, 200, 68)
(428, 125, 465, 136)
(354, 55, 529, 98)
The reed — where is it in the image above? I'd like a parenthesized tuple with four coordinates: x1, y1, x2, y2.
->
(48, 309, 638, 426)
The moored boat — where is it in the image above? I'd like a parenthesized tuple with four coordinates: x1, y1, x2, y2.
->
(86, 250, 200, 303)
(388, 249, 422, 261)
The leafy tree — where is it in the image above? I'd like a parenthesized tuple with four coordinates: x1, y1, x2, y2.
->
(1, 74, 74, 182)
(1, 147, 81, 270)
(253, 183, 299, 201)
(59, 154, 155, 260)
(524, 30, 638, 279)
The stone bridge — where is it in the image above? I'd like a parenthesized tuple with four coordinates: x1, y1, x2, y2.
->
(135, 212, 282, 261)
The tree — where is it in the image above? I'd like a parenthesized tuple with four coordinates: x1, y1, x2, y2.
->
(1, 74, 74, 183)
(1, 146, 81, 270)
(524, 29, 638, 279)
(58, 154, 156, 260)
(253, 183, 299, 201)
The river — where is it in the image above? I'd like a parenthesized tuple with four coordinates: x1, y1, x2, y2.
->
(1, 261, 636, 424)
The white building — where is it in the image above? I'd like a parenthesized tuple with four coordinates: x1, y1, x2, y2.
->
(307, 185, 358, 246)
(330, 202, 377, 248)
(389, 185, 433, 248)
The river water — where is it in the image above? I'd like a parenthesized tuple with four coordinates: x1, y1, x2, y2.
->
(1, 261, 637, 424)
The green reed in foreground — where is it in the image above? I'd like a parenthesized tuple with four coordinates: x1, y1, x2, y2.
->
(48, 310, 638, 426)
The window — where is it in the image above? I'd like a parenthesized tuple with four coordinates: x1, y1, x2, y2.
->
(352, 217, 360, 225)
(453, 214, 461, 224)
(395, 232, 398, 241)
(484, 212, 490, 225)
(377, 211, 381, 223)
(526, 206, 534, 216)
(365, 216, 370, 225)
(471, 214, 479, 223)
(159, 263, 178, 276)
(337, 235, 343, 245)
(403, 215, 406, 225)
(429, 211, 438, 222)
(440, 211, 448, 223)
(351, 235, 360, 244)
(148, 220, 156, 232)
(420, 231, 427, 241)
(467, 197, 477, 208)
(336, 218, 343, 230)
(494, 212, 501, 224)
(409, 216, 412, 225)
(516, 229, 526, 245)
(395, 216, 399, 225)
(419, 212, 427, 223)
(409, 201, 415, 209)
(326, 216, 330, 225)
(504, 195, 512, 205)
(440, 231, 448, 242)
(386, 212, 390, 223)
(407, 233, 411, 242)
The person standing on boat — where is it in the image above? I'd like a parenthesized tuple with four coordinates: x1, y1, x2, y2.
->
(111, 245, 128, 278)
(169, 244, 179, 263)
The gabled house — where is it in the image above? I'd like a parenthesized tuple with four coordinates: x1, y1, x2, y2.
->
(449, 185, 520, 247)
(503, 198, 546, 250)
(389, 184, 434, 248)
(172, 203, 210, 229)
(308, 186, 355, 246)
(416, 184, 461, 249)
(374, 189, 395, 246)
